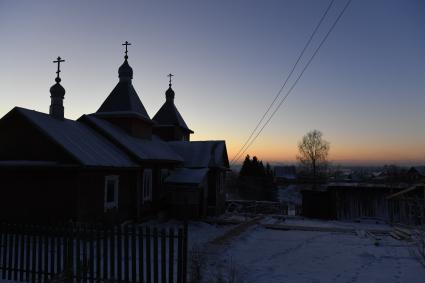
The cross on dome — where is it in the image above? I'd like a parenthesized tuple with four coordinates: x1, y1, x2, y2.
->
(122, 41, 131, 60)
(53, 56, 65, 83)
(167, 73, 174, 87)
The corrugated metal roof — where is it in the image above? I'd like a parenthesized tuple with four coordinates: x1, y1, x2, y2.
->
(15, 107, 137, 167)
(167, 140, 229, 168)
(83, 115, 183, 162)
(165, 168, 209, 185)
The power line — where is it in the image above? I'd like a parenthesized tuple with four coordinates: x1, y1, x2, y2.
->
(230, 0, 335, 165)
(231, 0, 353, 165)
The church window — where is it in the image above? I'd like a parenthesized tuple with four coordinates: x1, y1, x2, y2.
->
(143, 169, 153, 202)
(160, 169, 170, 185)
(104, 175, 119, 211)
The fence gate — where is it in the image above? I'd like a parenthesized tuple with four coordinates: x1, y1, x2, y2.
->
(0, 223, 188, 283)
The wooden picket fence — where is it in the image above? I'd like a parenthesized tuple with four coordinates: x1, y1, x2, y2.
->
(0, 223, 188, 283)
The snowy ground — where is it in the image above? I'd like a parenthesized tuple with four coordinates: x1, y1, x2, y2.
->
(196, 218, 425, 283)
(1, 218, 423, 283)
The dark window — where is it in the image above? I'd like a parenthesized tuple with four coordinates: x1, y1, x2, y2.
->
(106, 180, 115, 202)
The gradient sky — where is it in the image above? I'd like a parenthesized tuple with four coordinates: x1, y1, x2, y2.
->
(0, 0, 424, 165)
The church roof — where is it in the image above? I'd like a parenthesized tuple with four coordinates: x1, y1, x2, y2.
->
(96, 80, 152, 122)
(167, 140, 229, 168)
(152, 86, 193, 133)
(96, 58, 152, 123)
(10, 107, 137, 168)
(82, 115, 183, 162)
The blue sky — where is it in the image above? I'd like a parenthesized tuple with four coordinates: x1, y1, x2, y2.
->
(0, 0, 424, 165)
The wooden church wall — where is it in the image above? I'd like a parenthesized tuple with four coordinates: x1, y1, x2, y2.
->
(0, 167, 79, 224)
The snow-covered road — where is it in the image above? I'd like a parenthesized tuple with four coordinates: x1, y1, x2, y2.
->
(206, 226, 425, 283)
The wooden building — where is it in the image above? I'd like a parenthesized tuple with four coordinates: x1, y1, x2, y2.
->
(301, 183, 407, 222)
(387, 184, 425, 225)
(0, 47, 229, 224)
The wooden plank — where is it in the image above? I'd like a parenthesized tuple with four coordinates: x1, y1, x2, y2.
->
(82, 226, 88, 283)
(76, 226, 81, 283)
(161, 229, 166, 283)
(390, 231, 402, 240)
(13, 225, 19, 281)
(263, 224, 356, 234)
(95, 229, 101, 283)
(138, 227, 144, 283)
(131, 225, 137, 283)
(153, 228, 158, 283)
(168, 228, 174, 283)
(89, 226, 95, 283)
(50, 230, 55, 279)
(56, 228, 61, 275)
(8, 225, 14, 280)
(110, 226, 115, 281)
(31, 227, 36, 283)
(43, 228, 49, 283)
(124, 225, 129, 282)
(26, 226, 31, 282)
(182, 223, 188, 283)
(37, 230, 42, 283)
(146, 226, 151, 283)
(0, 224, 2, 277)
(117, 226, 122, 282)
(395, 226, 412, 236)
(177, 229, 182, 283)
(102, 228, 108, 281)
(1, 224, 7, 280)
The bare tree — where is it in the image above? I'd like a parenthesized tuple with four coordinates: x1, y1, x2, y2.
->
(297, 130, 330, 182)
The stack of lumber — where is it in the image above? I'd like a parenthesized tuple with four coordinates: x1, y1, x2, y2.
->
(390, 226, 412, 240)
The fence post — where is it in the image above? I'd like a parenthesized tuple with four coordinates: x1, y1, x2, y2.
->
(168, 228, 174, 283)
(124, 225, 129, 282)
(138, 226, 144, 283)
(176, 228, 182, 283)
(13, 224, 19, 281)
(146, 226, 151, 283)
(160, 229, 166, 283)
(131, 225, 137, 283)
(117, 225, 122, 282)
(182, 222, 188, 283)
(7, 224, 14, 280)
(153, 228, 158, 283)
(25, 225, 31, 282)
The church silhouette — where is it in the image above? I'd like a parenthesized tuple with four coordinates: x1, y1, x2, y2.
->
(0, 42, 229, 224)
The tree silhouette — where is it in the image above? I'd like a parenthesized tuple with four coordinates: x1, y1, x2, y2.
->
(297, 130, 330, 182)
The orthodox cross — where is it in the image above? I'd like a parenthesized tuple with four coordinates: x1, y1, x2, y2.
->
(122, 41, 131, 59)
(53, 56, 65, 81)
(167, 73, 174, 86)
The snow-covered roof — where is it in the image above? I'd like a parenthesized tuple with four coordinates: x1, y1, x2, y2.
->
(82, 115, 183, 162)
(12, 107, 137, 167)
(167, 140, 229, 168)
(165, 168, 209, 185)
(410, 166, 425, 176)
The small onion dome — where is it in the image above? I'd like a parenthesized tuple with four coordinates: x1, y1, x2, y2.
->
(118, 59, 133, 80)
(166, 85, 175, 102)
(50, 78, 65, 98)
